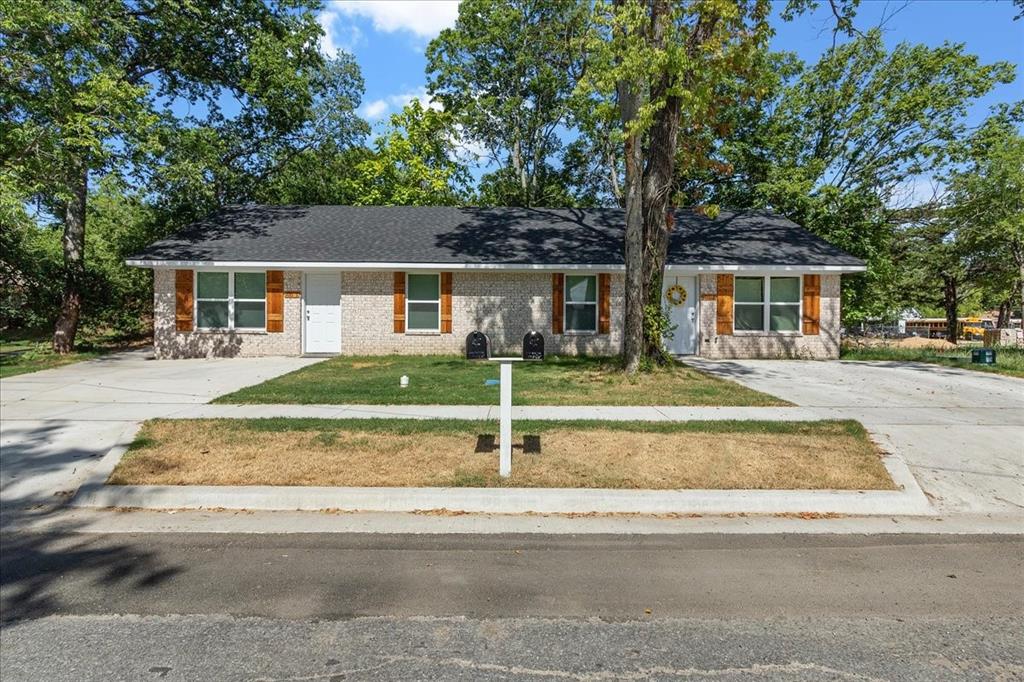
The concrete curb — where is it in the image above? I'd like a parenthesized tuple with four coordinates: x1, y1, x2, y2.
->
(8, 509, 1021, 536)
(161, 404, 818, 421)
(71, 481, 933, 516)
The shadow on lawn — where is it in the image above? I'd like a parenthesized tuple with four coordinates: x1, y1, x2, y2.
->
(474, 434, 542, 454)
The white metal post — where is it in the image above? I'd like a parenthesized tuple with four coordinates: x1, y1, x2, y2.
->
(499, 360, 512, 477)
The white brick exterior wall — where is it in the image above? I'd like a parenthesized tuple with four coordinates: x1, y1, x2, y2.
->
(153, 268, 842, 360)
(153, 269, 302, 359)
(697, 273, 841, 359)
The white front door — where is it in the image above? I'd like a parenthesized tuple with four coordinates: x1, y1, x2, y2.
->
(662, 275, 698, 355)
(304, 273, 341, 354)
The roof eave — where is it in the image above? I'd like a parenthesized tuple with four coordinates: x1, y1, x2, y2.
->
(125, 258, 867, 273)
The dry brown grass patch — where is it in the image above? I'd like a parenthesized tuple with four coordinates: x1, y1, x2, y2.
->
(349, 360, 395, 369)
(110, 420, 895, 491)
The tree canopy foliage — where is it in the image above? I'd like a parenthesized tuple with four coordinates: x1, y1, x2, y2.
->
(2, 0, 364, 349)
(426, 0, 589, 207)
(2, 0, 1020, 361)
(711, 30, 1016, 323)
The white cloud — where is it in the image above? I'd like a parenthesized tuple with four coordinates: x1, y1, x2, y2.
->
(359, 99, 390, 120)
(317, 7, 363, 56)
(386, 88, 442, 112)
(360, 88, 443, 122)
(327, 0, 460, 39)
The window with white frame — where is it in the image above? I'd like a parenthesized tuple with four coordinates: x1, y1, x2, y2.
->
(565, 274, 598, 333)
(734, 276, 801, 333)
(406, 273, 440, 332)
(195, 271, 266, 330)
(768, 276, 801, 332)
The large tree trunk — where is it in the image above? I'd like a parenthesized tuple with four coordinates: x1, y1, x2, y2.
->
(639, 92, 681, 358)
(996, 299, 1010, 329)
(52, 163, 87, 354)
(942, 275, 958, 345)
(615, 0, 645, 374)
(619, 85, 645, 374)
(1019, 261, 1024, 331)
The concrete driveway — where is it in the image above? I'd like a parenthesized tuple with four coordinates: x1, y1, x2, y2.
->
(0, 349, 320, 510)
(689, 359, 1024, 515)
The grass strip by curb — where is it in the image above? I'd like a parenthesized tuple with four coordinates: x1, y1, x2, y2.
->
(113, 418, 892, 491)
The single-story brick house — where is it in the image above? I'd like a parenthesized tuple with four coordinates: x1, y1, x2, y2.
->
(127, 205, 865, 360)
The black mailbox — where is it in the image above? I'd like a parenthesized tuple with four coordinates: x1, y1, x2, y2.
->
(466, 331, 490, 360)
(523, 331, 545, 361)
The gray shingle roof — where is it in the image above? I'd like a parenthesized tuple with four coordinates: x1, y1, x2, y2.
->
(129, 205, 864, 267)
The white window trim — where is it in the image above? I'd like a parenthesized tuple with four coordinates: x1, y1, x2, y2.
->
(194, 270, 267, 333)
(405, 272, 441, 334)
(733, 275, 803, 336)
(564, 274, 599, 335)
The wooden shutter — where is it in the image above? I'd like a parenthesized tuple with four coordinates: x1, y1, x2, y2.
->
(802, 274, 821, 335)
(598, 273, 611, 334)
(266, 270, 284, 332)
(552, 273, 564, 334)
(440, 272, 453, 334)
(716, 274, 734, 335)
(174, 269, 194, 332)
(393, 272, 406, 333)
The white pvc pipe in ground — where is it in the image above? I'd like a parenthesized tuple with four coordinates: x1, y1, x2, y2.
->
(499, 361, 512, 477)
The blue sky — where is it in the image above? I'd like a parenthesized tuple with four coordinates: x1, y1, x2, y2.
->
(320, 0, 1023, 134)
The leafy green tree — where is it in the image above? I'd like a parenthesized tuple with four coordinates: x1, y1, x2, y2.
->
(475, 163, 580, 207)
(147, 54, 368, 224)
(349, 101, 469, 206)
(581, 0, 774, 371)
(427, 0, 588, 207)
(253, 143, 373, 206)
(894, 206, 967, 343)
(82, 177, 158, 333)
(713, 30, 1015, 323)
(949, 109, 1024, 326)
(0, 200, 63, 330)
(1, 0, 362, 351)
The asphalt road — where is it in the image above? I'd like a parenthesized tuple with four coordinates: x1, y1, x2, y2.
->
(1, 532, 1022, 680)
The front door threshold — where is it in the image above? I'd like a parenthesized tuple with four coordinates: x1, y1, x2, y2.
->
(302, 352, 339, 358)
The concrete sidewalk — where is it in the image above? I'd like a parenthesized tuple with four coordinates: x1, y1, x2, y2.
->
(160, 403, 817, 421)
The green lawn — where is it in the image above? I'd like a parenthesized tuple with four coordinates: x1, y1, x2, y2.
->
(0, 329, 147, 379)
(841, 345, 1024, 379)
(214, 355, 788, 406)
